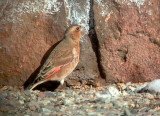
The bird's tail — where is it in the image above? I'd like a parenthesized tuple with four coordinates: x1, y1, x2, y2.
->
(27, 79, 47, 91)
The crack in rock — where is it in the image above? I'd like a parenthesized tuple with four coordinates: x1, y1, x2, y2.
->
(89, 0, 106, 80)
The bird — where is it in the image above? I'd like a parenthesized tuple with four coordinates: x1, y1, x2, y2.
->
(28, 25, 83, 90)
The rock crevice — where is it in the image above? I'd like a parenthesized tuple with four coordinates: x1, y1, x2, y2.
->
(88, 0, 106, 80)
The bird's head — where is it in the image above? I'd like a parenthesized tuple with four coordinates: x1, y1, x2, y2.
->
(65, 25, 82, 42)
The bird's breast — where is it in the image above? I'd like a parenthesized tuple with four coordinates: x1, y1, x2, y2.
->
(71, 47, 80, 65)
(72, 48, 78, 58)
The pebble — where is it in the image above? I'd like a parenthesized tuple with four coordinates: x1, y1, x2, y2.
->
(42, 108, 51, 113)
(19, 100, 24, 104)
(96, 98, 112, 103)
(145, 93, 154, 99)
(105, 86, 121, 97)
(63, 98, 74, 106)
(113, 101, 128, 108)
(126, 82, 132, 86)
(122, 108, 132, 116)
(43, 92, 56, 97)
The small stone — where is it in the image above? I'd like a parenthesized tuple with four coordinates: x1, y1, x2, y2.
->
(113, 101, 128, 108)
(18, 95, 25, 103)
(43, 92, 56, 97)
(126, 82, 132, 86)
(0, 94, 5, 100)
(105, 86, 121, 98)
(94, 98, 111, 104)
(56, 93, 64, 97)
(96, 93, 111, 98)
(19, 100, 24, 104)
(122, 91, 129, 96)
(42, 108, 51, 113)
(100, 99, 111, 104)
(122, 108, 132, 116)
(146, 93, 154, 99)
(28, 101, 39, 111)
(129, 103, 136, 107)
(87, 112, 97, 116)
(128, 86, 135, 91)
(0, 102, 15, 112)
(24, 90, 31, 96)
(79, 91, 85, 95)
(131, 109, 138, 114)
(80, 105, 87, 109)
(39, 93, 46, 98)
(63, 99, 74, 106)
(135, 83, 148, 92)
(30, 94, 37, 100)
(121, 85, 127, 90)
(1, 91, 9, 97)
(31, 112, 41, 116)
(42, 100, 51, 105)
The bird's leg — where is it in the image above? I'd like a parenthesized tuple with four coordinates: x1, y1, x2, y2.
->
(60, 79, 64, 85)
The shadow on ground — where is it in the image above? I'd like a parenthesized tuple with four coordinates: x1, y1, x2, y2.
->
(23, 40, 62, 91)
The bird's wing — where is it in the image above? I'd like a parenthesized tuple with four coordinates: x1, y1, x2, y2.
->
(35, 49, 74, 81)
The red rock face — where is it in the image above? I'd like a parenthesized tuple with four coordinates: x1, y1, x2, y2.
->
(0, 0, 67, 86)
(94, 0, 160, 82)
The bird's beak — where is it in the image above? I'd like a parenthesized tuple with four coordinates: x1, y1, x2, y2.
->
(79, 26, 83, 31)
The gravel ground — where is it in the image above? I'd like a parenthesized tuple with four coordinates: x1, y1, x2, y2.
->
(0, 83, 160, 116)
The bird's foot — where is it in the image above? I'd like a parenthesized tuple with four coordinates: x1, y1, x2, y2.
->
(60, 79, 64, 85)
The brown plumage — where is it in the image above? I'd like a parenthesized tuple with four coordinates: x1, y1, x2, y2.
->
(28, 25, 82, 90)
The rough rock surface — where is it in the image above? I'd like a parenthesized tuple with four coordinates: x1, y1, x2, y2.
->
(94, 0, 160, 82)
(0, 0, 100, 87)
(0, 0, 67, 86)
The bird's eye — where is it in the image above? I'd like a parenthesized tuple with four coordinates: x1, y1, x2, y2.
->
(76, 26, 81, 31)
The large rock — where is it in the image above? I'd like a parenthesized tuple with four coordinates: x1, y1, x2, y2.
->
(0, 0, 100, 87)
(94, 0, 160, 82)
